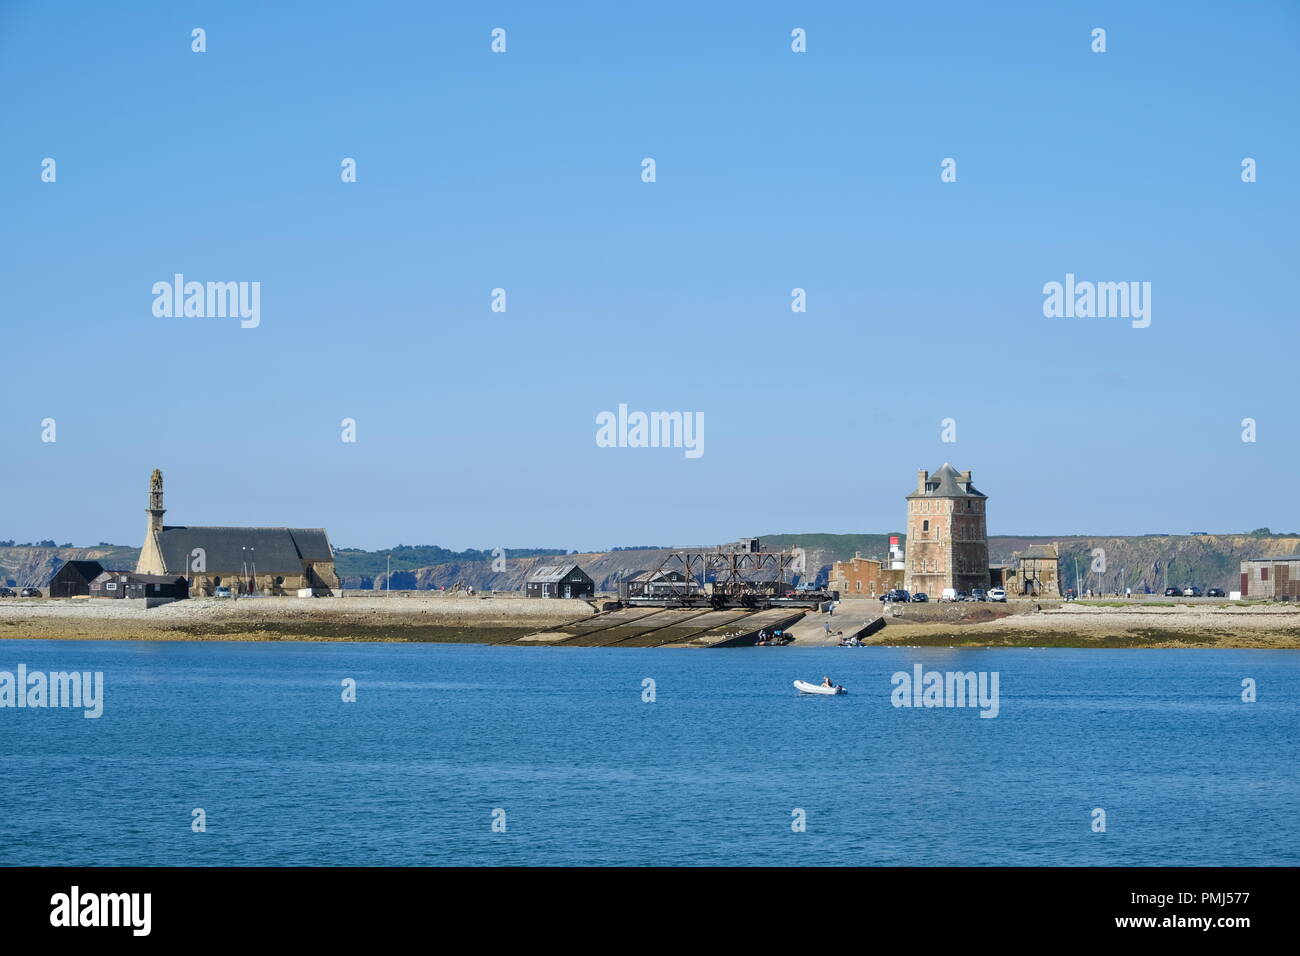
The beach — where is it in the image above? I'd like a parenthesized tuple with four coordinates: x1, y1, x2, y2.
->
(0, 595, 593, 644)
(2, 594, 1299, 648)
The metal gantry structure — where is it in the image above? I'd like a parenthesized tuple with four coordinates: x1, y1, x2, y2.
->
(626, 539, 813, 608)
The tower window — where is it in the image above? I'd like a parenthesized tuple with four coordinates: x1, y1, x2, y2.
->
(923, 520, 929, 532)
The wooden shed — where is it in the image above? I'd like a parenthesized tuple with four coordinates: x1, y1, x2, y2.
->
(90, 570, 188, 600)
(47, 560, 106, 598)
(525, 563, 595, 599)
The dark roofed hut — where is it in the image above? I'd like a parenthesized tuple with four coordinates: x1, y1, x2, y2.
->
(89, 570, 188, 600)
(123, 573, 189, 600)
(48, 560, 106, 598)
(618, 568, 688, 601)
(525, 563, 595, 599)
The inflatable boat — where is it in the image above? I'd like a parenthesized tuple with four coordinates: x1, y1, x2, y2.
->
(794, 680, 846, 695)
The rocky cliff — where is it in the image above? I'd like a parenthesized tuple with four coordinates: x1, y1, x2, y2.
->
(0, 545, 141, 588)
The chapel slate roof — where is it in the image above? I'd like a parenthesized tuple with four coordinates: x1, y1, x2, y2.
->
(154, 527, 333, 575)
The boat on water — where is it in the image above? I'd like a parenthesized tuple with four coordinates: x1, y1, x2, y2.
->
(793, 679, 846, 695)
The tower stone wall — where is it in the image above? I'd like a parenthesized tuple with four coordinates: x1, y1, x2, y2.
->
(903, 464, 990, 596)
(135, 468, 168, 574)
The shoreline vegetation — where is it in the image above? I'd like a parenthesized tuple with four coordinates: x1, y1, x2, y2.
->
(1, 595, 1299, 648)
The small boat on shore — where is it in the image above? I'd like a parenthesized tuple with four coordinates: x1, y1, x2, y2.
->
(794, 680, 846, 695)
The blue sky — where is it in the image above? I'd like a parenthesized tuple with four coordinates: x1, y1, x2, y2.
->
(2, 1, 1297, 551)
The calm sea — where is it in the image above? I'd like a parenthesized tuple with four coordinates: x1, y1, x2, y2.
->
(2, 641, 1297, 866)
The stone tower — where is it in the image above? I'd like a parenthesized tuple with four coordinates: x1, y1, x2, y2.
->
(135, 469, 168, 574)
(903, 463, 990, 596)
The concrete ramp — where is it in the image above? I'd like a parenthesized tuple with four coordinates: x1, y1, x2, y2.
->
(512, 606, 665, 644)
(659, 608, 807, 648)
(560, 607, 717, 647)
(509, 606, 806, 648)
(613, 608, 755, 647)
(782, 604, 886, 646)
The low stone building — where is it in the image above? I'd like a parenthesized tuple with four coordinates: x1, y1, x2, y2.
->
(829, 555, 904, 598)
(1239, 556, 1300, 600)
(134, 469, 339, 596)
(1005, 544, 1062, 597)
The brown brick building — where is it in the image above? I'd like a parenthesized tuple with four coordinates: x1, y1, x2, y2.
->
(829, 555, 904, 598)
(903, 463, 990, 596)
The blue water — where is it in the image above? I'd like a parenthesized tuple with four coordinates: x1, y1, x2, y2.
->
(1, 641, 1297, 866)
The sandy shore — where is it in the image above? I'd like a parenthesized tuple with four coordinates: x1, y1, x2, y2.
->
(864, 600, 1300, 648)
(2, 595, 1299, 648)
(774, 598, 1300, 649)
(0, 595, 594, 644)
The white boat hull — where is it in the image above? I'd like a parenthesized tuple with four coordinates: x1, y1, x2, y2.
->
(794, 680, 846, 695)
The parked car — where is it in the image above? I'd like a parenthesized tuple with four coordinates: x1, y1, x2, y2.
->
(1206, 588, 1226, 598)
(954, 590, 969, 601)
(1164, 587, 1182, 597)
(881, 589, 911, 603)
(987, 587, 1007, 602)
(0, 587, 14, 598)
(19, 588, 41, 597)
(970, 589, 987, 602)
(1182, 586, 1202, 597)
(912, 592, 929, 603)
(940, 588, 958, 602)
(213, 586, 232, 599)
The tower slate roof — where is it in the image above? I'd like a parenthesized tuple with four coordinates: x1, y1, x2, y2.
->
(907, 463, 986, 498)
